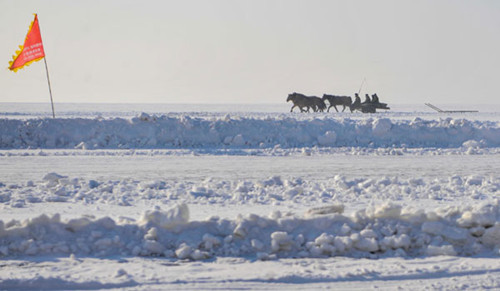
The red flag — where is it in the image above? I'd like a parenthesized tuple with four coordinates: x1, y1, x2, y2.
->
(8, 14, 46, 72)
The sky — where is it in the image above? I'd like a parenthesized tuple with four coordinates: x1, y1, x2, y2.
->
(1, 0, 499, 104)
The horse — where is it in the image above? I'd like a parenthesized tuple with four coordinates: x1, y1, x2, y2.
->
(322, 94, 352, 112)
(310, 96, 327, 112)
(286, 92, 324, 112)
(286, 92, 312, 112)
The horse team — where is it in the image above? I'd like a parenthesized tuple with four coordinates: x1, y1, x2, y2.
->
(287, 92, 390, 113)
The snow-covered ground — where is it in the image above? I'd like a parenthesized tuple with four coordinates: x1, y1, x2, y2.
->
(0, 103, 499, 290)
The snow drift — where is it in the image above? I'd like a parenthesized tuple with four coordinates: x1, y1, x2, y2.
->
(1, 114, 499, 149)
(3, 172, 498, 260)
(1, 202, 500, 260)
(2, 173, 498, 209)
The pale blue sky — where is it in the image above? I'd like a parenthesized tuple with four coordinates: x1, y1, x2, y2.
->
(1, 0, 499, 104)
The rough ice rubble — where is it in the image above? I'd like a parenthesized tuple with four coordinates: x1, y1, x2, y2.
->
(1, 172, 498, 260)
(0, 114, 499, 149)
(1, 173, 498, 208)
(1, 202, 500, 259)
(3, 145, 499, 157)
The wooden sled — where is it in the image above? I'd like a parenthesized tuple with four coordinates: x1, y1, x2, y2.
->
(425, 103, 478, 113)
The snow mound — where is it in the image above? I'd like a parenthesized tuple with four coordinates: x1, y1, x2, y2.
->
(1, 202, 500, 259)
(1, 173, 498, 208)
(1, 115, 498, 149)
(139, 204, 189, 229)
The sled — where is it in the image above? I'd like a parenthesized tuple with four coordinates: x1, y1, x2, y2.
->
(425, 103, 478, 113)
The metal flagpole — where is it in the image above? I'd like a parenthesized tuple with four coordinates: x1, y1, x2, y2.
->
(43, 57, 55, 118)
(37, 14, 55, 118)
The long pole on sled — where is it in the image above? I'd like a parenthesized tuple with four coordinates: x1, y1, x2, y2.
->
(357, 77, 366, 95)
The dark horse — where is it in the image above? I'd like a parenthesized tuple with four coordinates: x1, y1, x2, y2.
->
(310, 96, 327, 112)
(287, 92, 326, 112)
(322, 94, 353, 112)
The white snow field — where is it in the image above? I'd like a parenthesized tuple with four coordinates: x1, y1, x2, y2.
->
(0, 103, 499, 290)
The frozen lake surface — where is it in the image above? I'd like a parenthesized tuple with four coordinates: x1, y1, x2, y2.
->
(1, 102, 499, 120)
(0, 103, 499, 290)
(2, 152, 498, 183)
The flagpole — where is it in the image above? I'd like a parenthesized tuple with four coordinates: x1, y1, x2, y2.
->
(43, 57, 55, 118)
